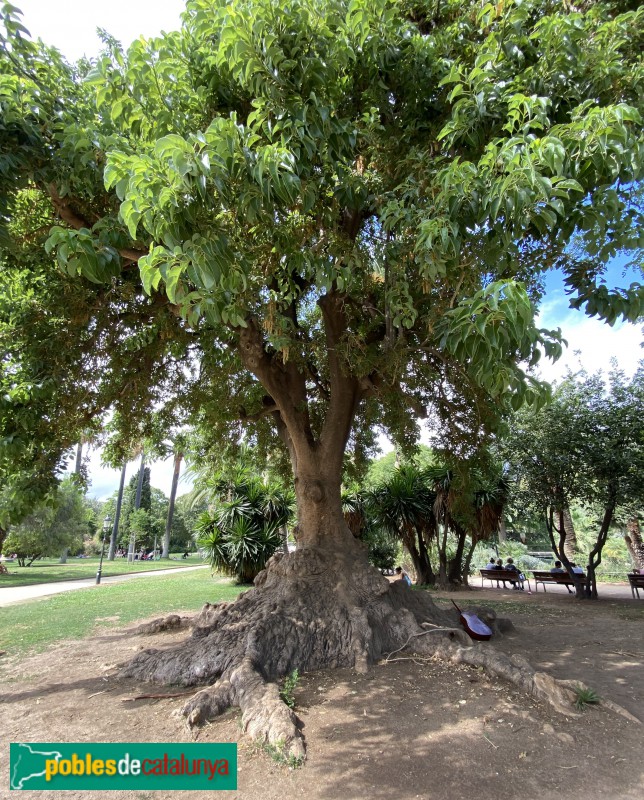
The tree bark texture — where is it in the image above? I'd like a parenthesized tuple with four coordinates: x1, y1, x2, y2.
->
(562, 506, 577, 561)
(545, 507, 584, 598)
(401, 525, 434, 585)
(624, 518, 644, 570)
(446, 523, 468, 588)
(585, 492, 616, 599)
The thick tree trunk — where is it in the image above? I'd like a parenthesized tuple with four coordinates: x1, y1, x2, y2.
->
(121, 482, 585, 758)
(498, 517, 507, 543)
(447, 525, 468, 587)
(401, 525, 434, 585)
(624, 518, 644, 570)
(162, 452, 183, 558)
(402, 534, 425, 585)
(562, 506, 577, 561)
(0, 526, 6, 557)
(415, 527, 435, 585)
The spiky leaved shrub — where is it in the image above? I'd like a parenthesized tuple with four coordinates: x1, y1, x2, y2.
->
(195, 477, 292, 583)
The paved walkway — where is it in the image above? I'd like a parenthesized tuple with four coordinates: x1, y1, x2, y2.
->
(0, 565, 209, 607)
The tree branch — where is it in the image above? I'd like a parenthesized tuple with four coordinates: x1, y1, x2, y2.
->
(318, 292, 364, 466)
(238, 401, 279, 423)
(47, 184, 146, 264)
(236, 318, 314, 460)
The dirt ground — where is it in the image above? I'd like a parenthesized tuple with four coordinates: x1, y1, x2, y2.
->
(1, 587, 642, 800)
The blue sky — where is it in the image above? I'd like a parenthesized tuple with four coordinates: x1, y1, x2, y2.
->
(535, 259, 642, 383)
(17, 0, 640, 498)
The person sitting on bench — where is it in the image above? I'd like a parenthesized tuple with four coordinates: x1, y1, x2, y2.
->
(505, 558, 524, 590)
(550, 560, 573, 593)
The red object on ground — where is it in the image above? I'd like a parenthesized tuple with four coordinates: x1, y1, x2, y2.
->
(451, 600, 493, 641)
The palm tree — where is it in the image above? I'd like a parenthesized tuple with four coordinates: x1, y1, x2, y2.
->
(162, 433, 189, 558)
(368, 466, 436, 585)
(108, 460, 128, 560)
(341, 489, 398, 572)
(430, 467, 507, 588)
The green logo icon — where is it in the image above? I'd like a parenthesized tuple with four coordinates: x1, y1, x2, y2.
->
(10, 743, 237, 791)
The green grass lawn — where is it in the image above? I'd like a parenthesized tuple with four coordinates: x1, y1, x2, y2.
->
(0, 570, 243, 656)
(0, 553, 205, 587)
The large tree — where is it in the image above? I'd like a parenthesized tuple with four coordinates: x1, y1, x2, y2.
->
(1, 0, 643, 756)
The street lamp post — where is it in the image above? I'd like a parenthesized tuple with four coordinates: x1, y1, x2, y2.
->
(96, 515, 112, 585)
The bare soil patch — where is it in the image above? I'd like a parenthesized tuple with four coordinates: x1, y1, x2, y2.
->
(1, 588, 642, 800)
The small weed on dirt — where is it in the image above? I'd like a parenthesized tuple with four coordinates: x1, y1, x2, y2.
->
(574, 685, 601, 710)
(279, 669, 300, 709)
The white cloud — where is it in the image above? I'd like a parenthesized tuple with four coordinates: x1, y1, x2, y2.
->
(535, 314, 642, 385)
(15, 0, 185, 62)
(70, 448, 193, 502)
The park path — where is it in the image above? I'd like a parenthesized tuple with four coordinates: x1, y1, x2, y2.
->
(2, 568, 638, 607)
(464, 579, 639, 602)
(0, 564, 209, 607)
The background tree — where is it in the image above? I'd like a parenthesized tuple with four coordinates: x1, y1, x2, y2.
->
(1, 0, 643, 755)
(429, 466, 507, 588)
(624, 517, 644, 570)
(368, 460, 505, 588)
(368, 465, 436, 584)
(3, 477, 88, 566)
(504, 367, 644, 597)
(162, 438, 187, 558)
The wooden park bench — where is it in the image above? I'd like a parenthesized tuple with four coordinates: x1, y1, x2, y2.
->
(532, 570, 585, 593)
(628, 573, 644, 599)
(480, 569, 529, 591)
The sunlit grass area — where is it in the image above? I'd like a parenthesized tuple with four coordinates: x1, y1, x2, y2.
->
(0, 553, 204, 587)
(0, 570, 242, 655)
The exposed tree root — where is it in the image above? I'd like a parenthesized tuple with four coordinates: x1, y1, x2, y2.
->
(130, 614, 191, 635)
(554, 678, 641, 724)
(119, 547, 639, 761)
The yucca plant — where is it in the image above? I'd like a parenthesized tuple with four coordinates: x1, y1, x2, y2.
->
(367, 466, 437, 585)
(574, 685, 600, 711)
(195, 476, 294, 583)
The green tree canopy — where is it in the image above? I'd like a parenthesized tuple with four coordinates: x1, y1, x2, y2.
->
(3, 477, 89, 565)
(503, 365, 644, 597)
(1, 0, 643, 531)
